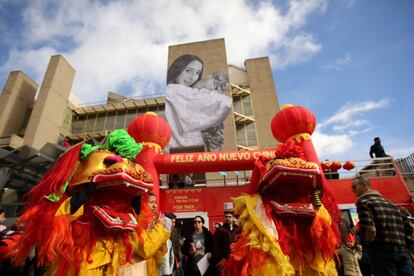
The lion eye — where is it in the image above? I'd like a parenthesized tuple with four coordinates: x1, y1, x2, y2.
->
(103, 155, 122, 167)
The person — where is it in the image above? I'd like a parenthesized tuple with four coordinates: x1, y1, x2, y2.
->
(213, 222, 221, 232)
(120, 192, 170, 276)
(369, 137, 388, 158)
(165, 54, 232, 152)
(0, 209, 13, 237)
(158, 215, 175, 276)
(337, 221, 362, 276)
(212, 211, 239, 273)
(181, 215, 213, 276)
(351, 176, 414, 275)
(184, 173, 193, 187)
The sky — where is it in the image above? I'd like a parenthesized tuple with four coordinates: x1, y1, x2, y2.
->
(0, 0, 413, 161)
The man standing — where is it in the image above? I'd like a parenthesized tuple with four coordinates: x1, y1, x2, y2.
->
(352, 176, 414, 275)
(212, 211, 239, 272)
(370, 137, 388, 158)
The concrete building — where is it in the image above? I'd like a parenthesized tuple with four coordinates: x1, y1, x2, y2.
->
(0, 38, 280, 205)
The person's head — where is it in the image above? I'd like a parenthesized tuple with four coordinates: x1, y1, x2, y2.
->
(165, 212, 177, 229)
(167, 55, 203, 87)
(193, 215, 205, 232)
(214, 222, 221, 230)
(224, 210, 234, 225)
(0, 208, 5, 225)
(352, 176, 371, 196)
(374, 137, 381, 144)
(147, 192, 157, 213)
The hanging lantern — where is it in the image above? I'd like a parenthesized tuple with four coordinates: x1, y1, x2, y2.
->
(330, 161, 342, 171)
(271, 104, 316, 143)
(127, 112, 171, 153)
(343, 161, 355, 171)
(321, 161, 331, 171)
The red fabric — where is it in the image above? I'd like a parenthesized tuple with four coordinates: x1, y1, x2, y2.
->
(275, 140, 305, 159)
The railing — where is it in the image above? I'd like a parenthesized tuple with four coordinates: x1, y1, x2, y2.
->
(160, 173, 251, 189)
(323, 157, 398, 179)
(396, 153, 414, 177)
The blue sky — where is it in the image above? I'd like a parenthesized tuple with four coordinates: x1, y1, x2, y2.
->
(0, 0, 413, 161)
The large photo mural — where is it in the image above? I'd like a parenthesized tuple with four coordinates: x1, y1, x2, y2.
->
(165, 53, 231, 152)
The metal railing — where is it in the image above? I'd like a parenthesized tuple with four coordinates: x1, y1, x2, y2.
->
(316, 157, 397, 179)
(396, 153, 414, 177)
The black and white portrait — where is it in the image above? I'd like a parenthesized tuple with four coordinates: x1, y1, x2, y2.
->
(165, 54, 231, 152)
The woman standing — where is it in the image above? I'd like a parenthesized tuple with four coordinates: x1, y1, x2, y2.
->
(181, 216, 213, 276)
(165, 54, 232, 152)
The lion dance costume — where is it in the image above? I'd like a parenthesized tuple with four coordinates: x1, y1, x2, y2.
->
(12, 128, 169, 276)
(223, 105, 341, 276)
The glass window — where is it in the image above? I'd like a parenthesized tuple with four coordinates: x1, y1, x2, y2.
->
(85, 113, 96, 132)
(71, 115, 86, 134)
(126, 108, 137, 126)
(236, 124, 246, 146)
(95, 112, 106, 132)
(233, 96, 242, 114)
(242, 95, 253, 116)
(105, 112, 116, 131)
(115, 110, 126, 129)
(246, 122, 257, 146)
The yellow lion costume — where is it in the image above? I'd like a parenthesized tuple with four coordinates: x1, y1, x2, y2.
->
(223, 105, 341, 275)
(13, 129, 169, 276)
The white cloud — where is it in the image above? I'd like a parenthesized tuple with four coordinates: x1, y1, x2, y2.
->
(312, 128, 353, 158)
(313, 98, 391, 157)
(0, 0, 327, 103)
(319, 98, 391, 129)
(322, 53, 351, 70)
(389, 146, 414, 159)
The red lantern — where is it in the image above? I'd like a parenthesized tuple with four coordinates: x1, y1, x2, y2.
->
(127, 112, 171, 150)
(343, 161, 355, 171)
(321, 161, 331, 171)
(330, 161, 342, 171)
(271, 104, 316, 143)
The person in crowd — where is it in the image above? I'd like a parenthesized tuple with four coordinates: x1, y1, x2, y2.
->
(369, 137, 388, 158)
(181, 215, 213, 276)
(158, 215, 175, 276)
(337, 221, 362, 276)
(352, 176, 414, 275)
(165, 54, 232, 152)
(0, 209, 13, 237)
(184, 173, 193, 187)
(213, 222, 221, 232)
(212, 211, 239, 273)
(120, 192, 170, 276)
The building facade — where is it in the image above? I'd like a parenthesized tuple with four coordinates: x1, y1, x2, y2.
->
(0, 38, 280, 201)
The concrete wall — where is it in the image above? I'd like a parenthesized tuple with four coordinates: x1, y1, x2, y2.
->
(24, 55, 75, 150)
(0, 71, 37, 139)
(245, 57, 280, 149)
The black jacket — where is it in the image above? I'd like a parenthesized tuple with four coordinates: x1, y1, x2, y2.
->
(181, 226, 214, 274)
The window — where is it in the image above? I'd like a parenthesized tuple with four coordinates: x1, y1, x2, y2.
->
(236, 122, 257, 147)
(95, 113, 106, 132)
(115, 110, 126, 129)
(85, 113, 96, 132)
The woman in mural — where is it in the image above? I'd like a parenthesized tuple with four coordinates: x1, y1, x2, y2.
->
(165, 54, 232, 152)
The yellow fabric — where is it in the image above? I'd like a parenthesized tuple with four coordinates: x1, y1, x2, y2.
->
(54, 197, 84, 221)
(130, 223, 169, 276)
(233, 194, 337, 276)
(49, 199, 169, 276)
(234, 194, 295, 276)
